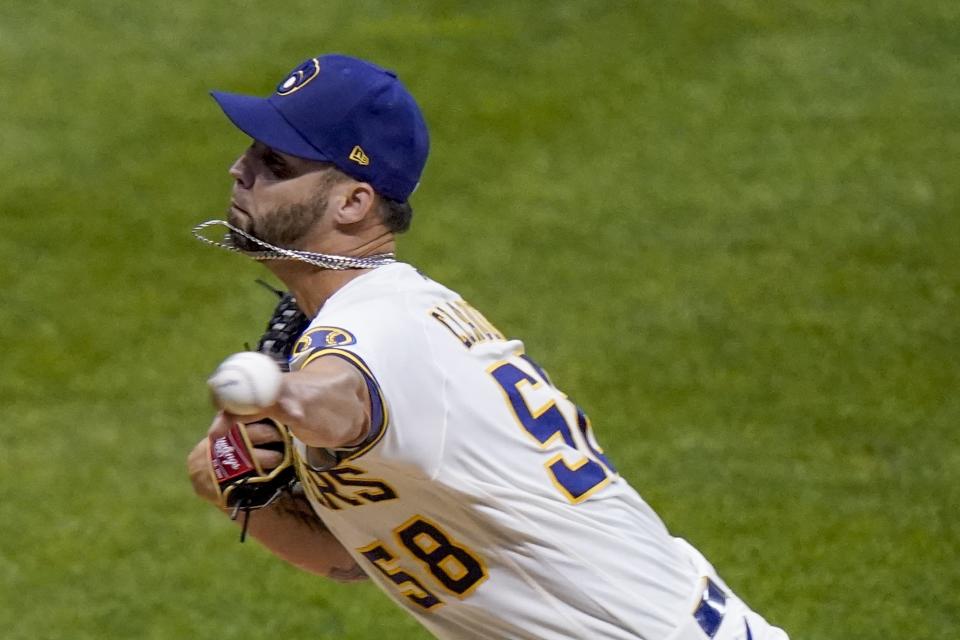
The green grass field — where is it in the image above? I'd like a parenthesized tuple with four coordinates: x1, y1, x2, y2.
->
(2, 1, 958, 638)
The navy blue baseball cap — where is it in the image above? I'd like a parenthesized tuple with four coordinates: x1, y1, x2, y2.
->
(211, 54, 429, 202)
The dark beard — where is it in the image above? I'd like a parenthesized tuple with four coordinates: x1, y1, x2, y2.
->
(227, 193, 327, 252)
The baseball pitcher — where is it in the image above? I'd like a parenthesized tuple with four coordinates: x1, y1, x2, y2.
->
(187, 54, 790, 640)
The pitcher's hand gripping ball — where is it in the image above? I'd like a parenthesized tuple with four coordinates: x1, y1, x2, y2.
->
(208, 351, 283, 415)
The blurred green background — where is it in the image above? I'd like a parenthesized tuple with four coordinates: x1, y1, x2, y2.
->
(2, 1, 958, 638)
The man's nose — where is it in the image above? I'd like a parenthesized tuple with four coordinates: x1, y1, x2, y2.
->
(229, 155, 252, 188)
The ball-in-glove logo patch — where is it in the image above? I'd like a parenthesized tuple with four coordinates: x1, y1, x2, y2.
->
(276, 58, 321, 96)
(291, 326, 357, 359)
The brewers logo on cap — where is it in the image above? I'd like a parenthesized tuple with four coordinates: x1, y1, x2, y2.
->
(276, 58, 320, 96)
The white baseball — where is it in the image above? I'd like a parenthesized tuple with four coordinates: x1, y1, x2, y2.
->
(207, 351, 283, 415)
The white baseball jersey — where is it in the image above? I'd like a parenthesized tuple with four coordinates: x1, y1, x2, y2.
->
(287, 263, 788, 640)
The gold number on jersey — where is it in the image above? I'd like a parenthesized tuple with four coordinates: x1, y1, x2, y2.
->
(357, 540, 443, 610)
(488, 354, 617, 503)
(394, 515, 488, 597)
(357, 516, 488, 610)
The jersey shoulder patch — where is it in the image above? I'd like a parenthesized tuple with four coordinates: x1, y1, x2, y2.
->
(292, 326, 357, 360)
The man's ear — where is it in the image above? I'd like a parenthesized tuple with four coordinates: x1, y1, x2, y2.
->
(334, 181, 376, 225)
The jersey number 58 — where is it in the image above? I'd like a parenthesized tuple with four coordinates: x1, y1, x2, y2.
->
(488, 354, 617, 503)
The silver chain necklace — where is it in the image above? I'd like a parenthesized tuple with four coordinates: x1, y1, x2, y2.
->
(191, 219, 397, 271)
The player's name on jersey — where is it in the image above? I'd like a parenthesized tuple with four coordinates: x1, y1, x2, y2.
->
(430, 300, 505, 349)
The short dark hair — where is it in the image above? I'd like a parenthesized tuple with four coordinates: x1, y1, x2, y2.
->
(378, 197, 413, 234)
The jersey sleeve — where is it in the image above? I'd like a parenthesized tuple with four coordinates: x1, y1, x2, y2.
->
(287, 325, 388, 465)
(287, 308, 446, 476)
(300, 343, 388, 460)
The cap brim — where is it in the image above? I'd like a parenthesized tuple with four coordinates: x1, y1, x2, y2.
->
(210, 91, 329, 162)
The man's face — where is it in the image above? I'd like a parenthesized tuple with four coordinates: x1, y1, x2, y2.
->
(227, 141, 342, 251)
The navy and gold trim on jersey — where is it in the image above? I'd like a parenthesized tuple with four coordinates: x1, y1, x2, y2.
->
(299, 347, 388, 461)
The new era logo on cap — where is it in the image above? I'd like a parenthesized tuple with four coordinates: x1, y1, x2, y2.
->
(211, 54, 429, 202)
(349, 145, 370, 166)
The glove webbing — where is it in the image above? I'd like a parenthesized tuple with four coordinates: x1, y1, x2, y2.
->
(255, 280, 310, 372)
